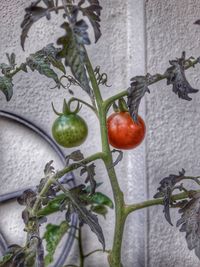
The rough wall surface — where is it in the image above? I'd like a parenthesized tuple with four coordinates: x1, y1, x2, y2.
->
(146, 0, 200, 266)
(0, 1, 146, 267)
(1, 0, 200, 266)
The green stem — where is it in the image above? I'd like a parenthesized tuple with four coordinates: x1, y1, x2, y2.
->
(103, 57, 200, 112)
(68, 97, 98, 116)
(31, 152, 104, 216)
(78, 228, 84, 267)
(86, 55, 126, 267)
(125, 189, 200, 215)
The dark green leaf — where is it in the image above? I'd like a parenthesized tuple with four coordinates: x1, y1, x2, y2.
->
(20, 63, 28, 73)
(84, 182, 103, 193)
(0, 76, 13, 101)
(6, 53, 16, 69)
(57, 22, 92, 96)
(21, 1, 55, 50)
(66, 150, 84, 165)
(165, 52, 198, 101)
(37, 194, 67, 217)
(44, 160, 55, 176)
(79, 0, 102, 43)
(26, 52, 60, 87)
(88, 192, 114, 208)
(127, 75, 150, 122)
(70, 197, 105, 250)
(43, 221, 69, 265)
(177, 192, 200, 260)
(111, 149, 123, 168)
(154, 169, 186, 226)
(37, 43, 66, 74)
(0, 253, 12, 266)
(47, 56, 66, 74)
(91, 205, 108, 218)
(80, 163, 96, 194)
(0, 63, 12, 75)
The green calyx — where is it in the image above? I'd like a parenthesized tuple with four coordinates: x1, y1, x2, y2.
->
(112, 98, 128, 113)
(52, 98, 82, 116)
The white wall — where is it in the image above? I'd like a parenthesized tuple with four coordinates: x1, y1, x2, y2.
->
(0, 0, 200, 266)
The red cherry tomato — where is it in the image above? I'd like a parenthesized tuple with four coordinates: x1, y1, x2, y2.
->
(107, 112, 146, 150)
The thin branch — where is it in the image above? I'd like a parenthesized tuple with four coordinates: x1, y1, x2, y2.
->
(103, 56, 200, 112)
(125, 189, 200, 215)
(68, 97, 98, 116)
(31, 152, 105, 216)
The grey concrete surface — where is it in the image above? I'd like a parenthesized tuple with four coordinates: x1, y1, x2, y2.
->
(0, 0, 200, 266)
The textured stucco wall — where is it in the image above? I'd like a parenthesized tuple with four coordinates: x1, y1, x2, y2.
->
(1, 0, 200, 267)
(0, 1, 146, 267)
(146, 0, 200, 266)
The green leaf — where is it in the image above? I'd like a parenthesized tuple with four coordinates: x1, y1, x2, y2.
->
(68, 192, 105, 250)
(88, 192, 114, 209)
(0, 253, 12, 266)
(0, 76, 13, 101)
(91, 205, 108, 218)
(37, 194, 67, 217)
(57, 21, 92, 96)
(79, 0, 102, 43)
(75, 203, 105, 249)
(26, 52, 60, 87)
(21, 1, 56, 50)
(47, 55, 66, 74)
(43, 221, 69, 266)
(38, 43, 66, 74)
(80, 163, 96, 194)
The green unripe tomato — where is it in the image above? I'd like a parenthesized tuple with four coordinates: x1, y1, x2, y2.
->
(52, 113, 88, 148)
(51, 99, 88, 148)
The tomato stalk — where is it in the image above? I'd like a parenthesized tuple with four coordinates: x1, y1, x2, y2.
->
(85, 53, 127, 267)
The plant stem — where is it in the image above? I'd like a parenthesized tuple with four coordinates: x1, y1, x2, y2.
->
(85, 55, 126, 267)
(78, 228, 84, 267)
(103, 56, 200, 112)
(31, 152, 104, 216)
(68, 97, 98, 116)
(125, 189, 200, 215)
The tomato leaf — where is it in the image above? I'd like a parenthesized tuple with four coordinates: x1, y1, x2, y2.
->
(91, 205, 108, 218)
(176, 192, 200, 260)
(43, 221, 69, 265)
(17, 189, 37, 208)
(66, 150, 84, 165)
(79, 0, 102, 43)
(37, 190, 113, 217)
(0, 253, 13, 266)
(37, 194, 67, 217)
(111, 149, 123, 168)
(165, 52, 199, 101)
(0, 76, 13, 101)
(88, 192, 114, 209)
(20, 0, 57, 50)
(80, 163, 97, 194)
(60, 185, 105, 250)
(67, 195, 105, 250)
(57, 21, 92, 96)
(154, 169, 186, 226)
(127, 75, 150, 122)
(26, 46, 61, 88)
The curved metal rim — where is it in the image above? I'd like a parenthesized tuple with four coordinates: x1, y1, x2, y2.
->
(0, 110, 77, 267)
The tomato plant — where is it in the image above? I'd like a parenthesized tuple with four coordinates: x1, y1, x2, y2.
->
(1, 1, 200, 267)
(107, 112, 146, 150)
(52, 99, 88, 148)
